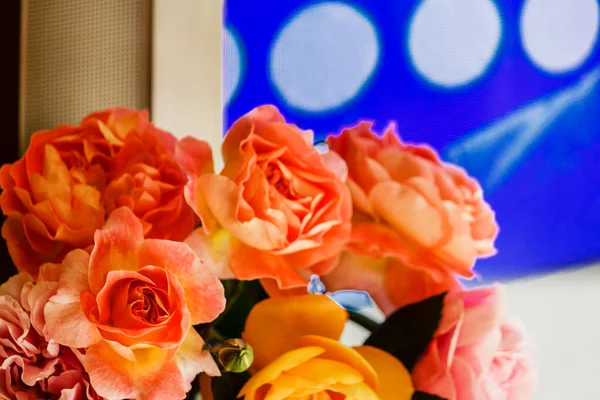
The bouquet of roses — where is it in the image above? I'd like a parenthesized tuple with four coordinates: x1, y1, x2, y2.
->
(0, 105, 537, 400)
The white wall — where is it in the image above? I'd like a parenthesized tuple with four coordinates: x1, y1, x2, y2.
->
(152, 0, 224, 168)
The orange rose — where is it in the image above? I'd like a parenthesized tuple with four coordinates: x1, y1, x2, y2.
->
(0, 108, 196, 276)
(324, 122, 498, 313)
(44, 207, 225, 399)
(235, 294, 413, 399)
(178, 105, 351, 291)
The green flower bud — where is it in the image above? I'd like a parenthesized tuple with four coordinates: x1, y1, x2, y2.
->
(218, 338, 254, 373)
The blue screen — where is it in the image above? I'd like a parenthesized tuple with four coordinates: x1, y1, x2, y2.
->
(224, 0, 600, 280)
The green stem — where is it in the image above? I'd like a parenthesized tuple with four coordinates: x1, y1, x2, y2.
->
(349, 311, 380, 332)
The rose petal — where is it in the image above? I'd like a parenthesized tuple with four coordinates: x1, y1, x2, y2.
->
(297, 335, 379, 390)
(137, 239, 225, 325)
(85, 340, 186, 400)
(354, 346, 414, 400)
(45, 250, 100, 348)
(183, 228, 235, 280)
(88, 207, 144, 294)
(196, 174, 286, 251)
(238, 346, 324, 398)
(243, 294, 347, 370)
(229, 242, 307, 290)
(174, 328, 221, 393)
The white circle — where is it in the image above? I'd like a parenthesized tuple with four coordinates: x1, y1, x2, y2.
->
(223, 27, 242, 104)
(408, 0, 503, 88)
(521, 0, 599, 74)
(269, 2, 379, 112)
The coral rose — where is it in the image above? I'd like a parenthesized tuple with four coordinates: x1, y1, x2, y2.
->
(236, 294, 414, 400)
(44, 207, 226, 400)
(0, 272, 102, 399)
(178, 105, 351, 291)
(0, 108, 196, 276)
(324, 122, 498, 312)
(412, 286, 537, 400)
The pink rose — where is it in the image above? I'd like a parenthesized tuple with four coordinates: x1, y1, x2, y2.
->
(0, 272, 102, 399)
(412, 286, 537, 400)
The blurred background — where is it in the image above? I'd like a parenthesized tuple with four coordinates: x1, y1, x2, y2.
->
(1, 1, 599, 399)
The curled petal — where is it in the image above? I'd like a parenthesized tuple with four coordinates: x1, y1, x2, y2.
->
(176, 137, 218, 234)
(196, 174, 286, 251)
(45, 250, 100, 348)
(297, 335, 379, 390)
(137, 239, 225, 325)
(354, 346, 414, 400)
(88, 207, 144, 294)
(229, 241, 307, 290)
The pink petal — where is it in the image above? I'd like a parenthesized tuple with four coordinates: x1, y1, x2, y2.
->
(175, 328, 221, 393)
(45, 250, 100, 348)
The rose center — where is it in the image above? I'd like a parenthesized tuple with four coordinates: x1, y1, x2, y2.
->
(129, 285, 170, 324)
(265, 164, 293, 198)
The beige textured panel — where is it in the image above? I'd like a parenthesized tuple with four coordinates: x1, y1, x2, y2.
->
(20, 0, 151, 152)
(152, 0, 224, 169)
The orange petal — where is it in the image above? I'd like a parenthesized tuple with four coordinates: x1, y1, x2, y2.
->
(196, 173, 286, 251)
(183, 227, 235, 280)
(137, 239, 225, 325)
(1, 216, 46, 276)
(243, 295, 347, 370)
(88, 207, 144, 294)
(354, 346, 414, 400)
(385, 259, 461, 311)
(320, 250, 397, 318)
(297, 335, 378, 391)
(176, 137, 215, 176)
(176, 137, 219, 234)
(84, 341, 186, 400)
(229, 241, 307, 290)
(259, 278, 308, 298)
(368, 180, 445, 248)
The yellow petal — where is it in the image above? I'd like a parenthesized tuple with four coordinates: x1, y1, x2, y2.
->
(243, 295, 347, 370)
(354, 346, 414, 400)
(238, 346, 324, 399)
(297, 336, 378, 391)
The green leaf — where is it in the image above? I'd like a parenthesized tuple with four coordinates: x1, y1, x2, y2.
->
(213, 280, 268, 339)
(412, 391, 447, 400)
(211, 371, 251, 400)
(364, 293, 446, 371)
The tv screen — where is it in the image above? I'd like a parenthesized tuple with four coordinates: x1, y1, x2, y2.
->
(224, 0, 600, 280)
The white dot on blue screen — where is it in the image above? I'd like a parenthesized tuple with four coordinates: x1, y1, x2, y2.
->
(224, 27, 243, 105)
(269, 2, 380, 113)
(407, 0, 503, 88)
(520, 0, 599, 74)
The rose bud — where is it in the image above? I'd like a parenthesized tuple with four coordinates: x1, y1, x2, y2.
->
(218, 338, 254, 373)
